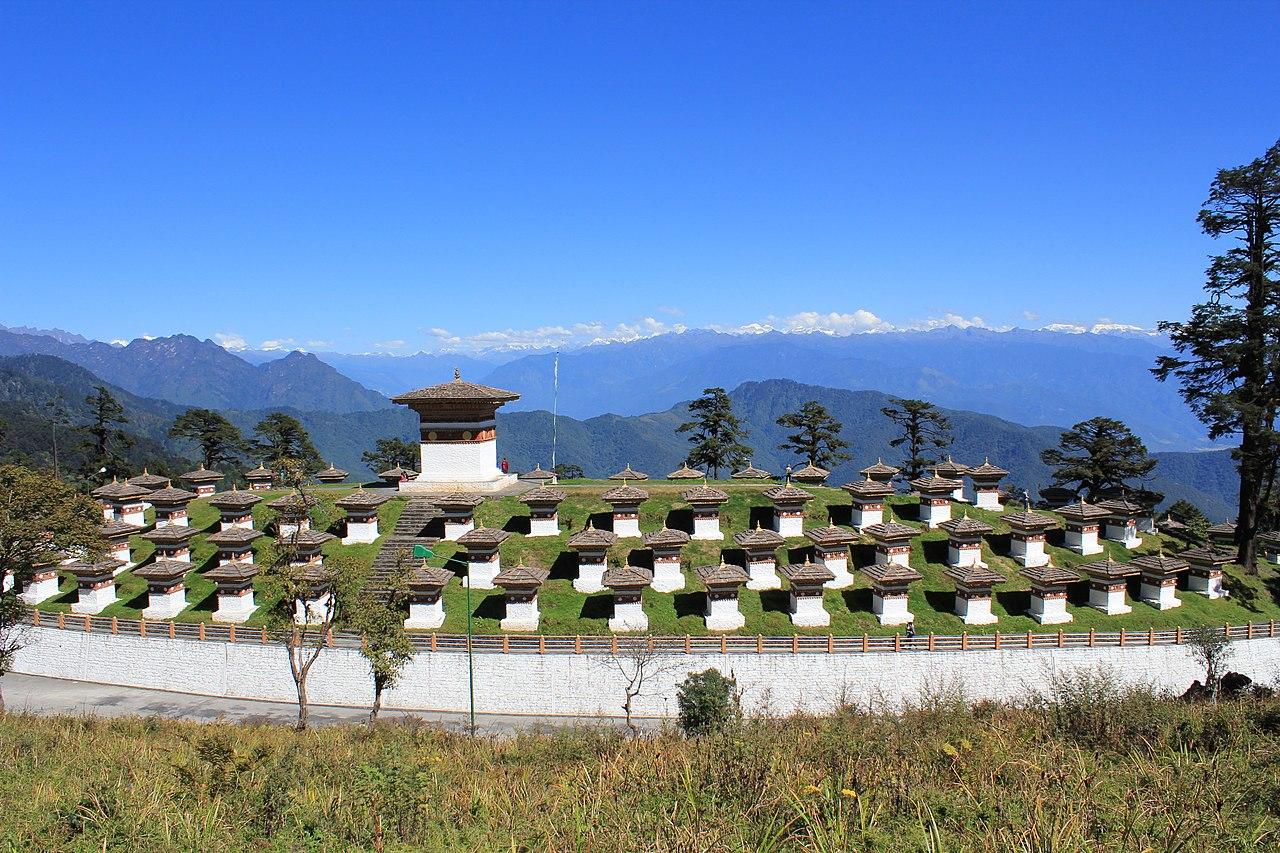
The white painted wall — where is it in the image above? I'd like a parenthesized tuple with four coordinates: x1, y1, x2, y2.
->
(15, 626, 1279, 718)
(419, 439, 500, 483)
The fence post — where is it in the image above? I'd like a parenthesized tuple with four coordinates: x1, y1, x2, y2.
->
(502, 635, 509, 654)
(1176, 626, 1182, 644)
(1088, 628, 1095, 647)
(83, 615, 91, 633)
(261, 626, 267, 644)
(862, 633, 869, 653)
(1271, 620, 1276, 638)
(791, 635, 799, 654)
(1119, 628, 1125, 647)
(928, 633, 935, 652)
(993, 630, 1000, 650)
(1026, 630, 1032, 649)
(961, 632, 967, 651)
(894, 633, 901, 653)
(111, 616, 118, 635)
(720, 634, 727, 653)
(1248, 623, 1255, 640)
(1148, 627, 1154, 646)
(539, 635, 546, 654)
(326, 629, 334, 649)
(32, 609, 40, 627)
(827, 634, 834, 653)
(1224, 623, 1231, 639)
(684, 635, 691, 654)
(611, 635, 618, 655)
(430, 632, 437, 652)
(1057, 630, 1064, 648)
(229, 623, 236, 643)
(757, 634, 764, 653)
(198, 622, 205, 641)
(57, 612, 64, 629)
(169, 621, 175, 639)
(139, 620, 146, 637)
(574, 635, 581, 654)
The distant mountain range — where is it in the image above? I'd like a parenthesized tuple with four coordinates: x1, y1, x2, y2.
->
(0, 329, 391, 413)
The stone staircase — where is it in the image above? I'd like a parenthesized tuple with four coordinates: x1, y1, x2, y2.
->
(366, 499, 442, 595)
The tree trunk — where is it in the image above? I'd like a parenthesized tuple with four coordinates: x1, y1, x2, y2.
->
(623, 692, 635, 737)
(296, 674, 309, 731)
(0, 679, 5, 715)
(369, 685, 383, 730)
(1237, 432, 1263, 574)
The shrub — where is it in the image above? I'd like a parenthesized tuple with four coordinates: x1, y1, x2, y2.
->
(676, 668, 737, 736)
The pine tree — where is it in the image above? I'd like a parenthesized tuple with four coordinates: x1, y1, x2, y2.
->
(1155, 139, 1280, 571)
(252, 413, 324, 475)
(1039, 416, 1156, 501)
(676, 388, 752, 479)
(776, 400, 850, 469)
(361, 437, 419, 474)
(82, 385, 132, 478)
(880, 398, 952, 480)
(169, 408, 246, 470)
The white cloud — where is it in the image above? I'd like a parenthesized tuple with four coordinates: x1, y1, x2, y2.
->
(305, 340, 333, 349)
(374, 339, 406, 350)
(259, 338, 297, 351)
(657, 305, 684, 317)
(1022, 310, 1040, 323)
(213, 332, 248, 350)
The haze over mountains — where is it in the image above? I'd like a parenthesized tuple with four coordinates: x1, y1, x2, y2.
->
(0, 321, 1237, 520)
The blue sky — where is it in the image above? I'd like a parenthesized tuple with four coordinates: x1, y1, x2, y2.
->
(2, 1, 1278, 354)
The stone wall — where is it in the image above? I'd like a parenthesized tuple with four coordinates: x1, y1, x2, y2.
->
(14, 626, 1280, 718)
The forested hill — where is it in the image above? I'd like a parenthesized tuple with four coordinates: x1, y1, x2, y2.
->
(0, 329, 391, 413)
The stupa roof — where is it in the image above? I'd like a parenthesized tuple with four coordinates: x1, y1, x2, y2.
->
(146, 485, 199, 505)
(432, 492, 485, 510)
(140, 525, 199, 545)
(695, 561, 749, 586)
(315, 464, 349, 481)
(804, 524, 856, 546)
(205, 527, 265, 547)
(601, 483, 649, 504)
(608, 463, 649, 481)
(519, 485, 567, 505)
(967, 458, 1009, 479)
(392, 371, 520, 404)
(1099, 498, 1146, 516)
(204, 561, 259, 583)
(179, 465, 224, 484)
(761, 482, 814, 504)
(642, 527, 690, 548)
(860, 458, 900, 477)
(910, 472, 964, 493)
(863, 520, 917, 542)
(518, 463, 556, 481)
(493, 563, 549, 589)
(567, 522, 619, 549)
(1020, 563, 1081, 586)
(245, 464, 273, 478)
(842, 477, 895, 498)
(379, 466, 415, 480)
(731, 462, 774, 479)
(944, 563, 1006, 587)
(408, 563, 455, 589)
(281, 529, 335, 549)
(100, 520, 142, 539)
(334, 488, 391, 510)
(1206, 520, 1237, 537)
(1129, 553, 1189, 576)
(860, 562, 923, 584)
(733, 523, 786, 548)
(61, 558, 124, 577)
(456, 526, 510, 548)
(790, 463, 830, 484)
(1003, 509, 1058, 531)
(603, 564, 654, 589)
(90, 478, 150, 501)
(132, 559, 191, 582)
(681, 484, 730, 505)
(933, 456, 970, 478)
(1079, 558, 1134, 580)
(207, 489, 263, 510)
(938, 515, 994, 538)
(779, 558, 835, 585)
(666, 464, 705, 480)
(1180, 545, 1235, 565)
(126, 469, 170, 490)
(1057, 500, 1111, 522)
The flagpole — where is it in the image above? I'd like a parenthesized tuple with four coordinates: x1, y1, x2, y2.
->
(551, 350, 559, 479)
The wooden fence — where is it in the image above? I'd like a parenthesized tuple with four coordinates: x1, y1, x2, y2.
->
(25, 610, 1280, 655)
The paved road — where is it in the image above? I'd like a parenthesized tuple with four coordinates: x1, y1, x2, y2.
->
(1, 673, 660, 735)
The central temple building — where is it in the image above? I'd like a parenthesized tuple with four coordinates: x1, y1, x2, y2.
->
(391, 370, 520, 493)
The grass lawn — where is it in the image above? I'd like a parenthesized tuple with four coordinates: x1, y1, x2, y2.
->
(37, 483, 1280, 636)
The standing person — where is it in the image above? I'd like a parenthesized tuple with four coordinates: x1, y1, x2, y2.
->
(905, 621, 916, 647)
(500, 457, 509, 474)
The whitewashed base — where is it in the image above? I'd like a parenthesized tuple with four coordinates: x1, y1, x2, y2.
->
(1010, 539, 1049, 568)
(142, 589, 187, 621)
(1064, 530, 1103, 556)
(465, 561, 500, 590)
(609, 601, 648, 632)
(947, 545, 984, 568)
(823, 560, 854, 590)
(919, 503, 951, 528)
(956, 595, 997, 625)
(1140, 583, 1181, 610)
(705, 597, 745, 631)
(443, 520, 474, 541)
(574, 564, 607, 594)
(612, 517, 641, 538)
(774, 515, 804, 538)
(528, 516, 559, 537)
(501, 599, 539, 631)
(872, 593, 912, 626)
(851, 508, 882, 531)
(1104, 525, 1142, 549)
(19, 577, 59, 605)
(874, 550, 911, 567)
(651, 563, 685, 593)
(790, 594, 830, 628)
(212, 593, 256, 623)
(294, 592, 333, 625)
(1028, 595, 1072, 624)
(342, 520, 379, 545)
(974, 492, 1003, 512)
(405, 600, 445, 630)
(1188, 573, 1225, 599)
(1089, 587, 1131, 615)
(71, 586, 117, 615)
(691, 517, 722, 540)
(746, 562, 781, 591)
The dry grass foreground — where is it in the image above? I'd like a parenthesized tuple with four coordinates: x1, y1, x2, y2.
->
(3, 675, 1280, 851)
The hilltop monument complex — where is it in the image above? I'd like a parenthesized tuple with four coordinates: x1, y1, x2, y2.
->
(391, 370, 521, 494)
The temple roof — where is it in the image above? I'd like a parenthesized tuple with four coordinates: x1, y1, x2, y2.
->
(379, 466, 416, 479)
(642, 527, 690, 548)
(1057, 500, 1111, 522)
(519, 485, 568, 505)
(910, 472, 964, 493)
(456, 526, 510, 548)
(146, 485, 199, 505)
(608, 463, 649, 481)
(140, 525, 199, 545)
(281, 529, 335, 549)
(841, 477, 895, 498)
(860, 562, 923, 584)
(517, 463, 556, 480)
(315, 464, 349, 481)
(933, 456, 970, 478)
(1206, 520, 1238, 537)
(601, 483, 649, 503)
(391, 371, 520, 404)
(204, 560, 259, 583)
(266, 494, 310, 511)
(1099, 498, 1146, 516)
(666, 464, 705, 480)
(205, 527, 265, 546)
(780, 558, 835, 585)
(100, 520, 142, 538)
(1003, 509, 1058, 530)
(1156, 514, 1189, 532)
(408, 563, 455, 589)
(567, 522, 619, 549)
(761, 482, 814, 504)
(733, 523, 786, 548)
(334, 488, 391, 509)
(61, 558, 124, 577)
(944, 563, 1006, 587)
(207, 489, 263, 509)
(1078, 557, 1134, 580)
(680, 484, 730, 504)
(731, 462, 775, 479)
(1180, 545, 1235, 564)
(790, 463, 830, 484)
(967, 458, 1009, 479)
(863, 520, 918, 542)
(859, 458, 900, 477)
(1129, 553, 1189, 575)
(179, 465, 224, 483)
(126, 469, 170, 489)
(245, 464, 273, 478)
(493, 563, 549, 588)
(1019, 563, 1081, 586)
(938, 515, 994, 537)
(804, 524, 856, 546)
(90, 478, 150, 501)
(432, 492, 485, 509)
(695, 561, 749, 586)
(603, 564, 654, 589)
(132, 558, 191, 581)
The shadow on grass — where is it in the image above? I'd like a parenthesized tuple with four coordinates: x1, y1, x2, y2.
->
(759, 589, 790, 615)
(923, 589, 954, 616)
(472, 593, 505, 620)
(720, 547, 747, 568)
(748, 506, 773, 530)
(502, 515, 532, 535)
(630, 549, 654, 570)
(579, 594, 613, 620)
(188, 589, 217, 614)
(842, 587, 873, 616)
(850, 543, 876, 568)
(1045, 528, 1066, 549)
(826, 504, 853, 527)
(548, 551, 578, 582)
(588, 511, 613, 531)
(996, 589, 1031, 617)
(987, 532, 1012, 557)
(673, 592, 705, 619)
(443, 555, 468, 581)
(893, 502, 922, 523)
(920, 539, 949, 565)
(787, 545, 816, 564)
(665, 509, 694, 534)
(120, 588, 149, 611)
(1067, 580, 1094, 607)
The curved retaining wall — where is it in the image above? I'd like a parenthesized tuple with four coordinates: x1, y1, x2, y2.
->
(13, 621, 1280, 717)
